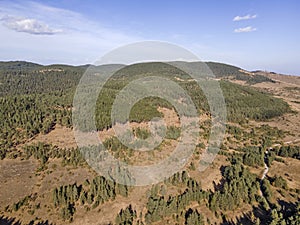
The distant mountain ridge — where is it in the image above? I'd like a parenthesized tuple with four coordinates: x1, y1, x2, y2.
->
(0, 60, 276, 82)
(0, 60, 278, 99)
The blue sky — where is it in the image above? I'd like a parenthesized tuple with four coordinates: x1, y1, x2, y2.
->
(0, 0, 299, 75)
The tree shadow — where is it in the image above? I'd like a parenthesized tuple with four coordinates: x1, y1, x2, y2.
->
(220, 165, 227, 176)
(220, 199, 298, 225)
(0, 216, 54, 225)
(213, 165, 227, 191)
(252, 204, 269, 224)
(277, 199, 297, 218)
(220, 212, 253, 225)
(0, 216, 21, 225)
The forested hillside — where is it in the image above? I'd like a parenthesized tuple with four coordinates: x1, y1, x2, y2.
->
(0, 61, 299, 225)
(0, 61, 290, 155)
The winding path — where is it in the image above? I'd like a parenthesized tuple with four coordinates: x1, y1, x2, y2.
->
(261, 138, 300, 181)
(258, 152, 269, 197)
(261, 161, 269, 181)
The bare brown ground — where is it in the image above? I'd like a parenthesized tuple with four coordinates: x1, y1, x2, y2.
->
(28, 124, 77, 149)
(221, 204, 256, 225)
(27, 107, 180, 150)
(257, 72, 300, 86)
(0, 160, 96, 224)
(0, 159, 38, 207)
(37, 160, 94, 194)
(25, 107, 182, 167)
(192, 154, 229, 191)
(268, 157, 300, 190)
(71, 186, 149, 225)
(247, 165, 265, 179)
(157, 107, 180, 127)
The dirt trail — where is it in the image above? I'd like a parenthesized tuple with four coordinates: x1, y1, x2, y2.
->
(261, 162, 269, 181)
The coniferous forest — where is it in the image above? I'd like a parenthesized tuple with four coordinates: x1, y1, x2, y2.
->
(0, 61, 299, 225)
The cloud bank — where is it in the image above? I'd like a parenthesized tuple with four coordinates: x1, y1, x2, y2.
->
(1, 16, 62, 35)
(233, 14, 257, 22)
(0, 1, 140, 64)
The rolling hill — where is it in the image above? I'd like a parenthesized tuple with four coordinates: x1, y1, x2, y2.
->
(0, 61, 299, 225)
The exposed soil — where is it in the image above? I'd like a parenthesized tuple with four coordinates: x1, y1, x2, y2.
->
(0, 159, 38, 207)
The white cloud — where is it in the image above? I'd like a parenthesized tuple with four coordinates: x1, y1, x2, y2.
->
(1, 16, 62, 35)
(233, 14, 257, 22)
(0, 1, 140, 64)
(234, 26, 257, 33)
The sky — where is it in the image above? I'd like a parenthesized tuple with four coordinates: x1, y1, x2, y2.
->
(0, 0, 299, 75)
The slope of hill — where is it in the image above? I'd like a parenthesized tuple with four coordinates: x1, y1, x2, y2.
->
(0, 61, 275, 96)
(0, 61, 299, 225)
(0, 61, 43, 72)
